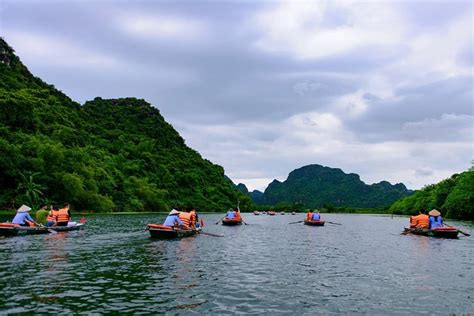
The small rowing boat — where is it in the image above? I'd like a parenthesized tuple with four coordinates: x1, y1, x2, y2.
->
(253, 211, 260, 215)
(0, 223, 85, 237)
(403, 227, 459, 239)
(304, 220, 325, 226)
(268, 211, 276, 216)
(222, 218, 242, 226)
(147, 224, 199, 239)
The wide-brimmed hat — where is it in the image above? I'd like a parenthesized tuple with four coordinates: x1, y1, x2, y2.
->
(429, 209, 441, 216)
(17, 205, 31, 213)
(169, 209, 179, 215)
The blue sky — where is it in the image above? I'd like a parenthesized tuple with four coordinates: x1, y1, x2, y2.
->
(1, 0, 472, 191)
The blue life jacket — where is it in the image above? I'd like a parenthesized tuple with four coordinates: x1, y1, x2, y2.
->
(312, 213, 321, 221)
(430, 216, 443, 228)
(226, 211, 235, 219)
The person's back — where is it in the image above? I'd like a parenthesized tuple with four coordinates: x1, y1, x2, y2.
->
(164, 210, 183, 227)
(306, 212, 313, 221)
(312, 212, 321, 221)
(416, 214, 430, 229)
(226, 209, 235, 219)
(430, 216, 443, 228)
(36, 204, 49, 225)
(179, 211, 192, 228)
(12, 205, 36, 226)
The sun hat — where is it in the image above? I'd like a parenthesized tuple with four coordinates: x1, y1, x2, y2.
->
(17, 205, 32, 213)
(428, 209, 441, 216)
(169, 209, 180, 215)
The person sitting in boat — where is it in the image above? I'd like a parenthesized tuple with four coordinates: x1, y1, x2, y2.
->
(306, 210, 313, 221)
(410, 209, 430, 229)
(179, 208, 195, 229)
(35, 204, 50, 225)
(428, 209, 443, 228)
(163, 209, 185, 228)
(46, 203, 71, 227)
(188, 207, 199, 228)
(311, 210, 321, 221)
(234, 208, 242, 220)
(226, 208, 236, 219)
(12, 205, 39, 226)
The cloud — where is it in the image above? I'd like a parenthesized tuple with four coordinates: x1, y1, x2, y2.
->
(3, 31, 118, 69)
(253, 1, 405, 60)
(114, 11, 208, 42)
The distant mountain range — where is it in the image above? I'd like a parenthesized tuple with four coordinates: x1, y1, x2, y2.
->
(238, 164, 412, 208)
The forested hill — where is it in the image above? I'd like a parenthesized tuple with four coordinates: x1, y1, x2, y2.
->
(0, 38, 252, 212)
(259, 164, 412, 208)
(390, 170, 473, 220)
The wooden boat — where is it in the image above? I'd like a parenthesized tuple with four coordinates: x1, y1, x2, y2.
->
(0, 223, 85, 237)
(280, 212, 285, 215)
(403, 227, 459, 239)
(222, 218, 242, 226)
(291, 212, 296, 215)
(253, 211, 260, 215)
(147, 224, 199, 239)
(268, 211, 276, 216)
(304, 220, 325, 226)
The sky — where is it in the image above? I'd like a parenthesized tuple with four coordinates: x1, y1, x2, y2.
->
(0, 0, 472, 191)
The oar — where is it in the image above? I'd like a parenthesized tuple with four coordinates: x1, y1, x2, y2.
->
(215, 216, 226, 225)
(289, 220, 304, 224)
(445, 223, 471, 236)
(241, 219, 248, 225)
(326, 221, 342, 225)
(47, 229, 58, 234)
(200, 232, 224, 237)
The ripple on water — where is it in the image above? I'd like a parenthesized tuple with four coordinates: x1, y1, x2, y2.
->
(0, 214, 473, 314)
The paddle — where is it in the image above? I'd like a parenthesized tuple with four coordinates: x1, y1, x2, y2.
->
(445, 223, 471, 236)
(289, 220, 304, 224)
(241, 219, 248, 225)
(326, 221, 342, 225)
(200, 232, 224, 237)
(215, 216, 226, 225)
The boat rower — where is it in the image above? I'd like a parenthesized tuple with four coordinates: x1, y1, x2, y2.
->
(428, 209, 443, 228)
(164, 209, 185, 228)
(311, 210, 321, 221)
(12, 205, 39, 227)
(225, 208, 236, 219)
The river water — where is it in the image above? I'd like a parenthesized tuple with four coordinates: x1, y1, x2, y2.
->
(0, 213, 472, 314)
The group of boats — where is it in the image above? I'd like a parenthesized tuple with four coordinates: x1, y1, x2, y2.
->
(1, 214, 468, 241)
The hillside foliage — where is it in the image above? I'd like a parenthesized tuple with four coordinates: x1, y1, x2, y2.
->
(0, 38, 252, 212)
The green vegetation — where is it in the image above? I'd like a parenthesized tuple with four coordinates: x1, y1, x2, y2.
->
(258, 164, 412, 208)
(0, 38, 252, 213)
(390, 170, 474, 220)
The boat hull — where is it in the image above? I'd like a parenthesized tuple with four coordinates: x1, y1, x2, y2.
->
(304, 220, 325, 226)
(0, 223, 84, 237)
(147, 224, 199, 239)
(222, 219, 242, 226)
(404, 227, 459, 239)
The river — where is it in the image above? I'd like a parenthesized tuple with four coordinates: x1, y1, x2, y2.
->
(0, 213, 472, 314)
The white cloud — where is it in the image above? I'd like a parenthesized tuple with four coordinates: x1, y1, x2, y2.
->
(3, 31, 118, 69)
(115, 12, 208, 41)
(253, 1, 405, 60)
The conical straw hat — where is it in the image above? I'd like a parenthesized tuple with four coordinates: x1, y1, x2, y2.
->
(17, 204, 31, 213)
(428, 209, 441, 216)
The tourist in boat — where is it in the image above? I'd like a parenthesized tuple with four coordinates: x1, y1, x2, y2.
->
(234, 208, 242, 220)
(428, 209, 443, 228)
(12, 205, 39, 226)
(410, 209, 430, 229)
(163, 209, 185, 228)
(306, 210, 313, 221)
(226, 208, 236, 219)
(311, 210, 321, 221)
(189, 207, 199, 228)
(35, 204, 50, 225)
(179, 207, 195, 229)
(46, 203, 71, 227)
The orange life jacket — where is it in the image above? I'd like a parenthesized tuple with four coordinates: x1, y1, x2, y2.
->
(411, 214, 429, 229)
(234, 211, 241, 220)
(179, 212, 192, 228)
(47, 208, 70, 223)
(307, 212, 313, 220)
(189, 210, 197, 225)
